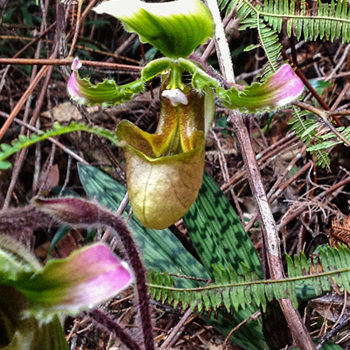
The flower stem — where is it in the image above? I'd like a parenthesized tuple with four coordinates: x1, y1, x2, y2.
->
(87, 309, 143, 350)
(98, 209, 155, 350)
(33, 198, 155, 350)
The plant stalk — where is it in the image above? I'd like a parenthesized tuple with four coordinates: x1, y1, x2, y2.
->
(229, 112, 316, 350)
(204, 0, 316, 348)
(98, 209, 155, 350)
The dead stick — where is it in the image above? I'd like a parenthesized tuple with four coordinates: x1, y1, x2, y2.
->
(230, 112, 316, 350)
(0, 64, 50, 142)
(0, 58, 141, 71)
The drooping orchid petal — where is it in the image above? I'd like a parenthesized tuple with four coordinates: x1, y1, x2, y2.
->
(93, 0, 214, 59)
(116, 88, 214, 229)
(67, 57, 144, 107)
(178, 59, 304, 113)
(215, 64, 304, 113)
(15, 244, 132, 318)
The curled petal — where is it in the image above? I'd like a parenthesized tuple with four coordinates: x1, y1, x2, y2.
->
(67, 58, 144, 107)
(94, 0, 214, 59)
(216, 64, 304, 113)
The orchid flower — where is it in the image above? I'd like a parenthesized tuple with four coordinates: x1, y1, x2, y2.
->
(67, 0, 304, 229)
(0, 235, 132, 349)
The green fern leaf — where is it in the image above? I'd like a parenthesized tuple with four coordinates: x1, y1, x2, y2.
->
(0, 122, 120, 169)
(289, 106, 330, 168)
(223, 0, 350, 43)
(149, 244, 350, 313)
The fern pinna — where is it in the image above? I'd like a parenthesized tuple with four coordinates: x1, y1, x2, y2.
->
(0, 122, 120, 170)
(220, 0, 350, 43)
(148, 244, 350, 313)
(218, 0, 350, 168)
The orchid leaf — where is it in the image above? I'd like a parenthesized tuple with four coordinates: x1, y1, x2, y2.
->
(93, 0, 214, 59)
(184, 173, 265, 350)
(67, 58, 144, 107)
(77, 162, 209, 288)
(184, 174, 262, 277)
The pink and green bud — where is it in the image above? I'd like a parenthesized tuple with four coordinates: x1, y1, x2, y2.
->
(93, 0, 214, 59)
(67, 57, 144, 107)
(0, 235, 132, 320)
(16, 244, 132, 318)
(216, 64, 304, 113)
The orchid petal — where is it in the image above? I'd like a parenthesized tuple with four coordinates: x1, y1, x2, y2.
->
(216, 64, 304, 113)
(93, 0, 214, 59)
(67, 57, 144, 107)
(116, 89, 213, 229)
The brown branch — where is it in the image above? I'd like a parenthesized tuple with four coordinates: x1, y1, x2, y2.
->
(204, 0, 316, 345)
(278, 176, 350, 230)
(220, 133, 301, 192)
(0, 64, 49, 142)
(0, 57, 141, 71)
(230, 112, 316, 350)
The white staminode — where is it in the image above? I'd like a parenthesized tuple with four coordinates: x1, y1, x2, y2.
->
(161, 89, 188, 106)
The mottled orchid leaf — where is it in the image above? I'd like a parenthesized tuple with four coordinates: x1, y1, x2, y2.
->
(77, 162, 209, 288)
(183, 174, 266, 350)
(216, 64, 304, 113)
(93, 0, 214, 59)
(67, 58, 144, 107)
(184, 174, 262, 278)
(13, 243, 132, 319)
(117, 89, 212, 229)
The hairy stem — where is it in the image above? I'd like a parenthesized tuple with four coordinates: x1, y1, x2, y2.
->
(87, 309, 142, 350)
(97, 209, 155, 350)
(33, 198, 155, 350)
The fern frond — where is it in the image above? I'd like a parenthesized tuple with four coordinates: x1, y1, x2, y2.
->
(149, 245, 350, 313)
(0, 122, 120, 169)
(288, 106, 330, 169)
(221, 0, 350, 43)
(307, 125, 350, 152)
